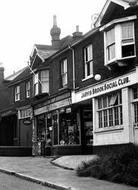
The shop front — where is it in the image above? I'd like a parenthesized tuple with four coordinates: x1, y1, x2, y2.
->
(72, 67, 138, 155)
(33, 95, 86, 156)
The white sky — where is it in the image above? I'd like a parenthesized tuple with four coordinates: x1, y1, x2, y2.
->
(0, 0, 106, 77)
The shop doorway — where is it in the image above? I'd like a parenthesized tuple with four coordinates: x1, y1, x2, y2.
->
(81, 104, 93, 154)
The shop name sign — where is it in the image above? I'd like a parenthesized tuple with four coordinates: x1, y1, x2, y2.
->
(81, 76, 130, 99)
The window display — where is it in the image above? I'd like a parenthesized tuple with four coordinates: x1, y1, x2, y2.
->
(36, 114, 46, 141)
(59, 111, 80, 145)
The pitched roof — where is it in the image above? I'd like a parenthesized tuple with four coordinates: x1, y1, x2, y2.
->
(5, 67, 27, 81)
(9, 66, 31, 85)
(95, 0, 138, 27)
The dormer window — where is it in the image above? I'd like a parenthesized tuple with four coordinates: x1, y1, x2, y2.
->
(15, 85, 20, 101)
(103, 19, 136, 66)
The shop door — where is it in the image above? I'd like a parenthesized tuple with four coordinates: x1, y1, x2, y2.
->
(81, 107, 93, 154)
(20, 120, 32, 147)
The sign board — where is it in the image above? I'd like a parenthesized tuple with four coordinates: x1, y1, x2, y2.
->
(72, 70, 138, 103)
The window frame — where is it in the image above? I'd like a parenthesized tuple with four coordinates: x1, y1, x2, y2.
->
(132, 87, 138, 127)
(60, 58, 68, 88)
(15, 85, 20, 102)
(104, 21, 136, 66)
(40, 70, 49, 93)
(97, 91, 123, 129)
(26, 81, 31, 98)
(83, 44, 93, 79)
(33, 73, 39, 96)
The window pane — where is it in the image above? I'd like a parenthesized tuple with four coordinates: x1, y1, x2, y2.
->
(122, 22, 133, 40)
(134, 104, 138, 123)
(133, 88, 138, 99)
(98, 111, 103, 128)
(106, 28, 115, 46)
(61, 59, 67, 87)
(103, 110, 108, 127)
(41, 70, 49, 93)
(109, 108, 113, 126)
(107, 44, 115, 61)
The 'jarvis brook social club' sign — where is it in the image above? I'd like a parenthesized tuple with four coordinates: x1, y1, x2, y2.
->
(81, 76, 130, 99)
(71, 70, 138, 104)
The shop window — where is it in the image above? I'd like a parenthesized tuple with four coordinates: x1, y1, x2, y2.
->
(53, 114, 58, 145)
(59, 111, 80, 145)
(132, 87, 138, 127)
(15, 85, 20, 101)
(36, 114, 46, 141)
(104, 20, 135, 66)
(97, 91, 122, 128)
(84, 44, 93, 78)
(61, 59, 67, 88)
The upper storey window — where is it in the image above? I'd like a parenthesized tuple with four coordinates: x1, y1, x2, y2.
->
(40, 70, 49, 93)
(15, 85, 20, 102)
(103, 18, 136, 66)
(61, 59, 67, 88)
(84, 44, 93, 78)
(26, 81, 30, 98)
(34, 73, 39, 96)
(33, 70, 49, 96)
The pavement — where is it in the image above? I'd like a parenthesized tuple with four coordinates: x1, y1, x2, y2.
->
(0, 156, 137, 190)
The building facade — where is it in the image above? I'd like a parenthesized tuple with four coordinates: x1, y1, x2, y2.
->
(0, 0, 138, 156)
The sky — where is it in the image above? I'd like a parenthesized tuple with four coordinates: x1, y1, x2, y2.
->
(0, 0, 106, 77)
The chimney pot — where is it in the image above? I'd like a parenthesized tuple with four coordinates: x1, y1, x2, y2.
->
(72, 25, 83, 39)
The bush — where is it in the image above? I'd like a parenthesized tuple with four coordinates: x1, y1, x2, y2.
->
(76, 150, 138, 187)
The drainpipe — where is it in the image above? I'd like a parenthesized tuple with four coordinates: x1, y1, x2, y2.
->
(69, 45, 75, 90)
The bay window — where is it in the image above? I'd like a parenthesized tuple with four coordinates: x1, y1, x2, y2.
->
(104, 20, 135, 66)
(97, 91, 123, 128)
(33, 70, 49, 96)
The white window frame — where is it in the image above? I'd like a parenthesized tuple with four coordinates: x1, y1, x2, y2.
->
(97, 91, 123, 129)
(15, 85, 20, 101)
(84, 44, 93, 79)
(40, 70, 49, 93)
(26, 81, 30, 98)
(103, 19, 136, 66)
(61, 59, 67, 87)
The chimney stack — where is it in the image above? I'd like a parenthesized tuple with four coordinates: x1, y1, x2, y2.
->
(0, 67, 4, 83)
(72, 25, 83, 39)
(50, 15, 61, 49)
